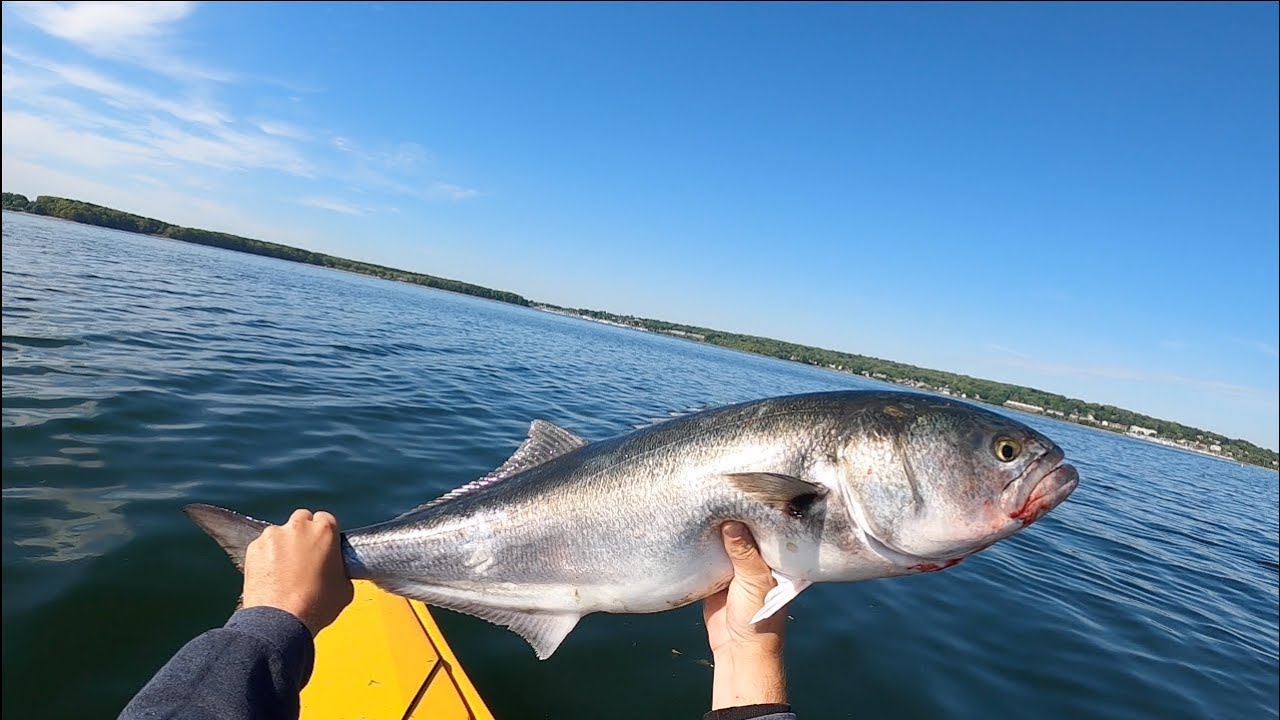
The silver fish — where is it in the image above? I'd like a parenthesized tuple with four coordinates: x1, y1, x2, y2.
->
(187, 390, 1079, 658)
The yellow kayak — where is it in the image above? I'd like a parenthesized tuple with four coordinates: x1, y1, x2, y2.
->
(301, 580, 495, 720)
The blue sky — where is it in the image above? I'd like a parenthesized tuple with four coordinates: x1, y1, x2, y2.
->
(2, 2, 1277, 450)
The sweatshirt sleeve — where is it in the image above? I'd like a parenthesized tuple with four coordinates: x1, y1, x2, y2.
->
(119, 606, 315, 720)
(704, 704, 797, 720)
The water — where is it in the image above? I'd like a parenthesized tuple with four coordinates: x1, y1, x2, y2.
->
(3, 210, 1276, 719)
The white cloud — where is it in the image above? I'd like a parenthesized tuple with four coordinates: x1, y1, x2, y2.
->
(2, 110, 160, 169)
(2, 100, 312, 178)
(297, 196, 365, 216)
(256, 120, 313, 141)
(4, 5, 484, 228)
(428, 181, 482, 201)
(3, 47, 230, 126)
(9, 1, 229, 81)
(137, 117, 312, 176)
(1237, 338, 1279, 359)
(328, 135, 483, 202)
(11, 1, 194, 50)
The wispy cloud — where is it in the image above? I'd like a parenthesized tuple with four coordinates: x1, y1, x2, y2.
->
(3, 3, 483, 232)
(10, 1, 193, 53)
(3, 46, 230, 126)
(330, 135, 482, 203)
(256, 120, 312, 142)
(428, 181, 482, 201)
(987, 344, 1031, 359)
(1234, 338, 1280, 359)
(9, 1, 229, 82)
(297, 196, 365, 216)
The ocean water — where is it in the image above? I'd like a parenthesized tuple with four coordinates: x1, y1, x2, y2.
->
(3, 210, 1276, 719)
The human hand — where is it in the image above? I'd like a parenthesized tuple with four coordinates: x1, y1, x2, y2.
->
(702, 522, 787, 710)
(242, 509, 354, 636)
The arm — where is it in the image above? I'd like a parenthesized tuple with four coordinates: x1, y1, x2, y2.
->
(118, 606, 314, 720)
(120, 509, 354, 720)
(701, 522, 798, 720)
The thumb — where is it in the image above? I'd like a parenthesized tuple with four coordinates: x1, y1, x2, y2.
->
(721, 522, 774, 587)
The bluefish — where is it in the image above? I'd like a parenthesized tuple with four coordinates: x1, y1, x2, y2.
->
(187, 390, 1079, 658)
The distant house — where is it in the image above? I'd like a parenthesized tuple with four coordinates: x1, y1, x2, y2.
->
(1128, 425, 1157, 437)
(1004, 400, 1045, 414)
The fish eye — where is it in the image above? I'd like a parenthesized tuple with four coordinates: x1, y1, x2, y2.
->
(993, 437, 1022, 462)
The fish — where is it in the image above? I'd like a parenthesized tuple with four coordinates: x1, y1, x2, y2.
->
(186, 390, 1079, 659)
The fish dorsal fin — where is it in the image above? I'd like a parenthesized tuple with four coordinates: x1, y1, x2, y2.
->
(490, 419, 589, 478)
(722, 472, 828, 516)
(398, 420, 589, 517)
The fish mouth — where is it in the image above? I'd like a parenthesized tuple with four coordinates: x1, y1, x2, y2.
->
(1004, 449, 1079, 527)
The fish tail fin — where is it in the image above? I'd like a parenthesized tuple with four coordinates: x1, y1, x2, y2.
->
(183, 503, 270, 573)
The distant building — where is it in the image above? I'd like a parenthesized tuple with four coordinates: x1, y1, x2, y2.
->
(1129, 425, 1157, 437)
(1004, 400, 1045, 414)
(1210, 444, 1222, 452)
(1046, 409, 1065, 417)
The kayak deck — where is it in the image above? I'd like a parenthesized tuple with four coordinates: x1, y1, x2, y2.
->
(301, 580, 495, 720)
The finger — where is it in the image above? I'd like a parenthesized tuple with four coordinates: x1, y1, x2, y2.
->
(722, 522, 766, 567)
(722, 521, 754, 554)
(287, 508, 314, 526)
(722, 522, 776, 590)
(313, 511, 339, 531)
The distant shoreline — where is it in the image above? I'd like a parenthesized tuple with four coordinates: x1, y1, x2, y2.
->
(3, 194, 1276, 470)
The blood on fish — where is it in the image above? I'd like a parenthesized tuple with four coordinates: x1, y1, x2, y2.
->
(1011, 493, 1053, 526)
(909, 558, 962, 573)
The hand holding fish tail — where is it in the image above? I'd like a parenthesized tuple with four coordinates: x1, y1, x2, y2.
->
(242, 509, 354, 637)
(704, 522, 789, 712)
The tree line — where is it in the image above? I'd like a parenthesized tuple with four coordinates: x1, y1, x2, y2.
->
(2, 193, 528, 306)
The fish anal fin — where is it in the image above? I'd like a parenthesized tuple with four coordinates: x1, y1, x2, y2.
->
(397, 419, 590, 517)
(487, 608, 579, 660)
(375, 579, 580, 659)
(750, 570, 812, 624)
(722, 472, 827, 516)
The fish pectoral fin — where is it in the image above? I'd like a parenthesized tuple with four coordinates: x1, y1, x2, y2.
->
(750, 570, 812, 624)
(722, 472, 828, 516)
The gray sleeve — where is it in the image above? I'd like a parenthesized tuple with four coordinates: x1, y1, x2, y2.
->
(119, 606, 314, 720)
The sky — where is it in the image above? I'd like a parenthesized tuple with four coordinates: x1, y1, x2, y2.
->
(2, 2, 1277, 450)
